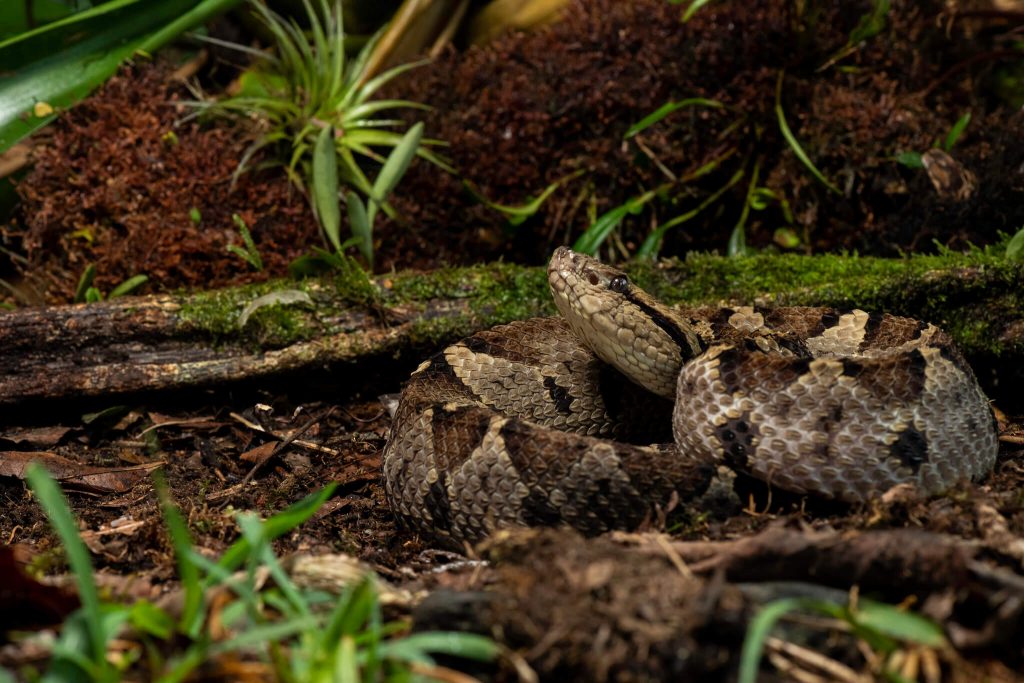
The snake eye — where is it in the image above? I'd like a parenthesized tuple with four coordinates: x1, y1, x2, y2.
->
(609, 276, 629, 293)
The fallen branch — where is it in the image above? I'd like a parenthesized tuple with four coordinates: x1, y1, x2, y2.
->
(0, 251, 1020, 404)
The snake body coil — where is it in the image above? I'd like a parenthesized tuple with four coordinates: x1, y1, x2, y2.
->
(383, 248, 999, 545)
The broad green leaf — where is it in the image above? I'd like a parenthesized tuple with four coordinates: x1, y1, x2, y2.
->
(0, 0, 243, 153)
(773, 227, 802, 249)
(1007, 226, 1024, 259)
(312, 125, 342, 252)
(853, 600, 946, 648)
(895, 151, 924, 168)
(367, 122, 423, 220)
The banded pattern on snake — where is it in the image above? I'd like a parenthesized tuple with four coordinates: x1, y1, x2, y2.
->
(383, 247, 999, 545)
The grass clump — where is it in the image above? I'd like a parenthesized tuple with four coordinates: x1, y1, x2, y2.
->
(20, 465, 497, 681)
(193, 0, 447, 271)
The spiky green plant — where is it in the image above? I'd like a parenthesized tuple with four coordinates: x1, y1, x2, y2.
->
(193, 0, 447, 265)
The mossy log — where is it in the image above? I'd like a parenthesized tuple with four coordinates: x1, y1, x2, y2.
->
(0, 251, 1021, 406)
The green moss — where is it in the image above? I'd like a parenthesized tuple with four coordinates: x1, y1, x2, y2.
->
(174, 248, 1022, 361)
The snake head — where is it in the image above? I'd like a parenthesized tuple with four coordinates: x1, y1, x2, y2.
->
(548, 247, 704, 398)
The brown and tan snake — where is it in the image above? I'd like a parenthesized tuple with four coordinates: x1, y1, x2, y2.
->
(383, 247, 999, 545)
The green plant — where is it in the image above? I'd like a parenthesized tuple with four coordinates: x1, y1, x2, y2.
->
(739, 595, 946, 683)
(226, 213, 264, 271)
(193, 0, 447, 269)
(576, 73, 834, 260)
(24, 467, 498, 681)
(467, 170, 585, 226)
(895, 111, 972, 169)
(313, 121, 424, 269)
(74, 264, 149, 303)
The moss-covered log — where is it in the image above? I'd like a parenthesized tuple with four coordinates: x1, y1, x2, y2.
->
(0, 251, 1020, 405)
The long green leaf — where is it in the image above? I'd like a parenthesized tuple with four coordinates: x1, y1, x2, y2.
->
(312, 125, 343, 252)
(25, 464, 108, 671)
(625, 97, 724, 138)
(775, 71, 841, 195)
(211, 484, 336, 579)
(346, 192, 373, 266)
(573, 191, 655, 255)
(853, 600, 946, 648)
(739, 598, 808, 683)
(0, 0, 242, 153)
(368, 122, 423, 213)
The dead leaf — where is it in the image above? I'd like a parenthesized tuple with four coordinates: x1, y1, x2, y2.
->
(0, 426, 72, 449)
(0, 451, 163, 495)
(0, 544, 79, 637)
(922, 148, 977, 201)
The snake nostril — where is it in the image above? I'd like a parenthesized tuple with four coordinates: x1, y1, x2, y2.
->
(587, 272, 599, 286)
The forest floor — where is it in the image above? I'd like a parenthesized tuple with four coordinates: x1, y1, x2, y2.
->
(1, 0, 1023, 680)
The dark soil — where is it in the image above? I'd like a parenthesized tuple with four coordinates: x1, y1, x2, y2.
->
(376, 0, 1024, 268)
(0, 391, 1021, 680)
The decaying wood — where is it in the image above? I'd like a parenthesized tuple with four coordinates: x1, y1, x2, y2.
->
(0, 252, 1021, 405)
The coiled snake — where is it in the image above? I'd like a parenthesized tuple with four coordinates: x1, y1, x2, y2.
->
(383, 247, 998, 545)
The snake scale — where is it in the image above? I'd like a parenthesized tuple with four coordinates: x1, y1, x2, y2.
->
(383, 247, 999, 545)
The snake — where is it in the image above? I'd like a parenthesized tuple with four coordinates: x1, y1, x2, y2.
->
(383, 247, 999, 546)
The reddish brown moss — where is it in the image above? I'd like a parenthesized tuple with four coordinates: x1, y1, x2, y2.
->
(10, 61, 319, 303)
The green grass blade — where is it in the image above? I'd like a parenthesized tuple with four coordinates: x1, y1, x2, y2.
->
(153, 472, 205, 636)
(108, 274, 149, 298)
(775, 72, 841, 195)
(637, 166, 745, 258)
(853, 599, 946, 648)
(848, 0, 890, 45)
(212, 484, 336, 578)
(25, 463, 107, 669)
(341, 100, 431, 123)
(943, 111, 971, 151)
(573, 191, 655, 255)
(73, 264, 97, 304)
(346, 192, 373, 266)
(377, 632, 499, 664)
(625, 97, 724, 138)
(681, 0, 715, 22)
(312, 125, 343, 252)
(739, 598, 807, 683)
(354, 59, 430, 106)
